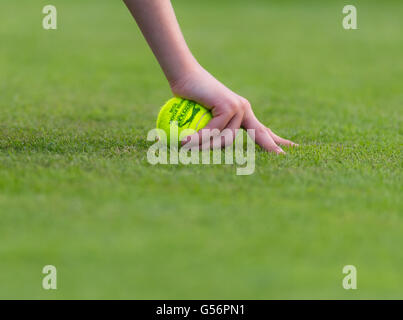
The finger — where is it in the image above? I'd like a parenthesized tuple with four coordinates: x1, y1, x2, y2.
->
(216, 111, 243, 149)
(242, 111, 285, 154)
(181, 112, 232, 148)
(200, 112, 243, 150)
(267, 128, 298, 147)
(251, 116, 298, 148)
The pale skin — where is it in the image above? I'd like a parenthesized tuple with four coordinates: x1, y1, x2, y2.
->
(123, 0, 297, 153)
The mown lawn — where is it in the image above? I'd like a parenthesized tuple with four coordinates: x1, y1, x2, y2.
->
(0, 0, 402, 298)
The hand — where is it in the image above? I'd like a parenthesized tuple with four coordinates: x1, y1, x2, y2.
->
(170, 66, 298, 153)
(124, 0, 298, 153)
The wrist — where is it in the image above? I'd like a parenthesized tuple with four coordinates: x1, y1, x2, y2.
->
(167, 60, 202, 91)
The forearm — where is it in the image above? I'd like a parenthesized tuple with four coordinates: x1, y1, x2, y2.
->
(123, 0, 199, 84)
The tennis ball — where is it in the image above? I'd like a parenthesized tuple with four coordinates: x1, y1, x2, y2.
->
(156, 97, 212, 144)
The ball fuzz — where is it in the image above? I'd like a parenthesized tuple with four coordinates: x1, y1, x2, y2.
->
(156, 97, 212, 144)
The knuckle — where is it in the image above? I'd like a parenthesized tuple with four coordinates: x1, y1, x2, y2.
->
(241, 98, 251, 110)
(229, 100, 242, 113)
(236, 99, 245, 110)
(220, 97, 251, 115)
(255, 126, 267, 136)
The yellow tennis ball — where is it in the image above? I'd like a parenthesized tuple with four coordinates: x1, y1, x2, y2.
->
(156, 97, 212, 144)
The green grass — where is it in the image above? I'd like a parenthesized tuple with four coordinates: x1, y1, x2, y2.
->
(0, 0, 402, 299)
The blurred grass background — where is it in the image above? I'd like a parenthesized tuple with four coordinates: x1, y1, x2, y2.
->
(0, 0, 402, 298)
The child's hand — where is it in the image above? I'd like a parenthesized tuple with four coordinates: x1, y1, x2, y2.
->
(124, 0, 297, 153)
(170, 66, 297, 153)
